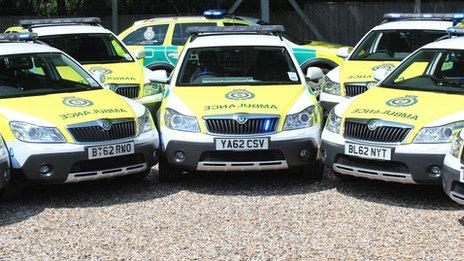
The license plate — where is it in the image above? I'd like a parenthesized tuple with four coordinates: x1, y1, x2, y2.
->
(87, 141, 135, 159)
(345, 143, 392, 160)
(215, 138, 269, 151)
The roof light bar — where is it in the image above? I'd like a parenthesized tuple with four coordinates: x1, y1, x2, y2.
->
(203, 9, 226, 19)
(186, 25, 285, 35)
(19, 17, 101, 27)
(384, 13, 464, 23)
(447, 26, 464, 36)
(0, 32, 37, 42)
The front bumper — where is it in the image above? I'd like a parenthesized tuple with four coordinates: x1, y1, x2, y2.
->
(321, 131, 448, 185)
(319, 92, 348, 114)
(442, 154, 464, 204)
(10, 130, 159, 184)
(161, 126, 321, 171)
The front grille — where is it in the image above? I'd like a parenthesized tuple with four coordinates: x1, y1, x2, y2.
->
(115, 84, 139, 99)
(345, 83, 368, 97)
(70, 154, 145, 173)
(200, 150, 285, 162)
(68, 120, 136, 143)
(336, 155, 409, 173)
(344, 120, 411, 143)
(205, 117, 279, 135)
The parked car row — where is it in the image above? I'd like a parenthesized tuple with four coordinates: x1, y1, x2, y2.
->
(0, 12, 464, 206)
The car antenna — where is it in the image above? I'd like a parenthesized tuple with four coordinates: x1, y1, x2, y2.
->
(169, 0, 181, 16)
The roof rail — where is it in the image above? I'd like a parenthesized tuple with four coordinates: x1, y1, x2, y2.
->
(19, 17, 101, 28)
(447, 26, 464, 36)
(383, 13, 464, 25)
(0, 32, 37, 43)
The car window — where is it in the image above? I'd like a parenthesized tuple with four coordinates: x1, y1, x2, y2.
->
(0, 53, 100, 98)
(122, 24, 169, 46)
(383, 49, 464, 93)
(177, 46, 301, 86)
(39, 33, 133, 65)
(172, 23, 216, 46)
(351, 30, 447, 61)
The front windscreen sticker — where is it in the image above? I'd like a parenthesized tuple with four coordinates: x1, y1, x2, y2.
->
(143, 27, 156, 41)
(288, 72, 298, 82)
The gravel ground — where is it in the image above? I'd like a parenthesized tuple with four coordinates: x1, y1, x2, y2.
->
(1, 168, 463, 259)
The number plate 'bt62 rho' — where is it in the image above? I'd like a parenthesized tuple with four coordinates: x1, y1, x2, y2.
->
(87, 141, 135, 159)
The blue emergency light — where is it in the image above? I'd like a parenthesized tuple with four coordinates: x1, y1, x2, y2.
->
(384, 13, 464, 25)
(19, 17, 101, 27)
(447, 26, 464, 36)
(0, 32, 37, 42)
(203, 9, 226, 19)
(186, 25, 285, 35)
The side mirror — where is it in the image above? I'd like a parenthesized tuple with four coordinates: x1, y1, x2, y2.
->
(91, 71, 106, 84)
(373, 68, 389, 82)
(133, 49, 146, 60)
(336, 46, 351, 58)
(306, 67, 324, 81)
(150, 70, 169, 84)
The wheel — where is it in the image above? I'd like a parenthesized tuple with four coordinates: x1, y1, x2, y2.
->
(332, 170, 357, 181)
(293, 160, 324, 180)
(158, 158, 182, 182)
(0, 178, 23, 201)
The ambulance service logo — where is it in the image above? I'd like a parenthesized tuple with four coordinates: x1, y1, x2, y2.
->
(88, 67, 112, 76)
(372, 64, 395, 72)
(62, 97, 94, 107)
(225, 89, 255, 100)
(386, 95, 418, 107)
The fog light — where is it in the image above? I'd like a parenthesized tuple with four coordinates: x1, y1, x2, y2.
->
(299, 149, 309, 159)
(428, 165, 442, 178)
(175, 151, 185, 163)
(40, 164, 53, 176)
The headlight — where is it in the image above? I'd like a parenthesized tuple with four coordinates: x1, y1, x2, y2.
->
(414, 122, 464, 144)
(103, 83, 118, 92)
(319, 76, 341, 95)
(138, 109, 153, 134)
(164, 108, 199, 132)
(450, 134, 464, 158)
(10, 121, 66, 143)
(143, 82, 163, 96)
(283, 106, 316, 131)
(325, 109, 342, 134)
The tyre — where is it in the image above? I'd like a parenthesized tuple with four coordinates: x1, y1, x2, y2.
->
(0, 178, 23, 201)
(293, 160, 324, 180)
(158, 158, 182, 182)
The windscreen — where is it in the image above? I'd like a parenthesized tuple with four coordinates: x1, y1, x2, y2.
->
(350, 30, 446, 61)
(39, 33, 133, 64)
(382, 49, 464, 93)
(177, 46, 301, 86)
(0, 53, 101, 98)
